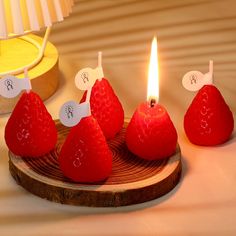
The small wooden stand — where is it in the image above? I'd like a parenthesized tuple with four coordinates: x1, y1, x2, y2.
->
(0, 34, 59, 114)
(9, 121, 182, 207)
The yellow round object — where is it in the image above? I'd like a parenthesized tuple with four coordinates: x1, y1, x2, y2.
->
(0, 34, 59, 114)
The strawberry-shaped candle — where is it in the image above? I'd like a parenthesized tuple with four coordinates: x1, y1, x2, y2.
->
(4, 70, 57, 157)
(184, 62, 234, 146)
(59, 115, 112, 183)
(80, 52, 124, 140)
(126, 37, 178, 160)
(59, 83, 112, 183)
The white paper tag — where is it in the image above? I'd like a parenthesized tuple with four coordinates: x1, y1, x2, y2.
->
(59, 101, 91, 127)
(182, 71, 204, 91)
(182, 61, 214, 92)
(0, 75, 31, 98)
(75, 66, 105, 90)
(75, 67, 97, 91)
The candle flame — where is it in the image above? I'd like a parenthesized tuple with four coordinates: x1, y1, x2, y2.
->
(147, 37, 159, 103)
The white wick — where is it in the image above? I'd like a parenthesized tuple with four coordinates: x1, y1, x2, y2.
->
(209, 60, 213, 75)
(203, 60, 214, 85)
(98, 51, 102, 81)
(24, 68, 32, 93)
(209, 60, 214, 84)
(98, 51, 102, 67)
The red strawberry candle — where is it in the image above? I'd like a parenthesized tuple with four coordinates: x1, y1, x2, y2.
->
(5, 91, 57, 157)
(3, 69, 57, 157)
(126, 37, 177, 160)
(59, 77, 112, 183)
(80, 52, 124, 140)
(59, 115, 112, 183)
(184, 79, 234, 146)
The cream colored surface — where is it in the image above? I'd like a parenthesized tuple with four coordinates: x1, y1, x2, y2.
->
(0, 0, 236, 235)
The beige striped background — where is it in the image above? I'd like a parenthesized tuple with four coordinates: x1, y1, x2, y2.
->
(43, 0, 236, 126)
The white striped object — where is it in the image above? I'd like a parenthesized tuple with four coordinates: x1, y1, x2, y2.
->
(0, 0, 74, 39)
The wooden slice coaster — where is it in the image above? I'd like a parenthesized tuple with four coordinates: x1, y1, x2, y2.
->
(9, 121, 182, 207)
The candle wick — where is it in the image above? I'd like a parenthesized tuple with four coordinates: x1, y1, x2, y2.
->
(98, 51, 102, 67)
(24, 67, 31, 93)
(150, 98, 156, 107)
(98, 51, 103, 81)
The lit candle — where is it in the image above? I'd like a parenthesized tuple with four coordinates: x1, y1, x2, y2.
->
(126, 37, 178, 160)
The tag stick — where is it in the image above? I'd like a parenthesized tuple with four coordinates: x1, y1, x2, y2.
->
(86, 87, 92, 103)
(98, 51, 102, 81)
(24, 68, 32, 93)
(85, 87, 92, 116)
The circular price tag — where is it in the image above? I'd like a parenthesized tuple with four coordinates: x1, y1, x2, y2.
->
(0, 75, 22, 98)
(59, 101, 79, 127)
(182, 71, 204, 92)
(75, 67, 97, 91)
(59, 101, 91, 127)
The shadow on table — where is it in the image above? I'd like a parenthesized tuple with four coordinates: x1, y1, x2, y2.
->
(219, 130, 236, 146)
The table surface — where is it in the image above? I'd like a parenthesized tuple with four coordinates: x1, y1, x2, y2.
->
(1, 0, 236, 235)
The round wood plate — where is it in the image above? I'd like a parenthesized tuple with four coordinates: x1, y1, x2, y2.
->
(9, 121, 182, 207)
